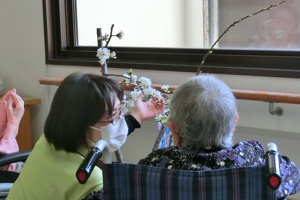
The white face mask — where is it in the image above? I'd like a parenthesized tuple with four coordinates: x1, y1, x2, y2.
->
(89, 116, 128, 152)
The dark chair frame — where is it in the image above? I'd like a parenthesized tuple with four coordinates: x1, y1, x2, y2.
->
(0, 151, 30, 199)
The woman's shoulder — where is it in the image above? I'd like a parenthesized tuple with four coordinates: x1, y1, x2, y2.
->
(232, 140, 264, 152)
(226, 140, 265, 167)
(137, 146, 180, 166)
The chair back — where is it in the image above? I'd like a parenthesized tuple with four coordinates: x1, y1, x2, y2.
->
(102, 163, 276, 200)
(0, 151, 30, 199)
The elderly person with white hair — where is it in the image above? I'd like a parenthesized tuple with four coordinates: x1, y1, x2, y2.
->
(138, 74, 300, 199)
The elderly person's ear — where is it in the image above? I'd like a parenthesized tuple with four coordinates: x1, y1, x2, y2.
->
(167, 119, 182, 146)
(232, 112, 239, 133)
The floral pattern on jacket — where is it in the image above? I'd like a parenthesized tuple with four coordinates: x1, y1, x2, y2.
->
(138, 140, 300, 199)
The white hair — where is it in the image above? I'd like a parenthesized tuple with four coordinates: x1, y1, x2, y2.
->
(168, 74, 237, 149)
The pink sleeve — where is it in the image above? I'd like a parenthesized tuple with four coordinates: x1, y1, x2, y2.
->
(0, 134, 19, 171)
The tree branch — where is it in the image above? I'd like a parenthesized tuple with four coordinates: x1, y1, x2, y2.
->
(105, 24, 115, 47)
(196, 1, 286, 75)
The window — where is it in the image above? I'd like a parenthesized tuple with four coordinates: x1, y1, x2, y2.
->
(43, 0, 300, 78)
(76, 0, 204, 48)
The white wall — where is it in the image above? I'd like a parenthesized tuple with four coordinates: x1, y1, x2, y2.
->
(0, 0, 49, 143)
(1, 1, 300, 199)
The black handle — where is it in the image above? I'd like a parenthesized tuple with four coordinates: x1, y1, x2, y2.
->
(265, 144, 281, 190)
(76, 147, 102, 184)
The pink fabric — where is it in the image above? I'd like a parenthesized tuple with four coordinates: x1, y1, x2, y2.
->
(0, 133, 19, 171)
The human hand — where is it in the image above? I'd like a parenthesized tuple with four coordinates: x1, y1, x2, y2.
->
(0, 89, 16, 136)
(5, 91, 24, 138)
(130, 94, 165, 124)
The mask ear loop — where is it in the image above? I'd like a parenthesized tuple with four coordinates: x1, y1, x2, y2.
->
(89, 126, 101, 131)
(88, 126, 103, 147)
(86, 138, 96, 147)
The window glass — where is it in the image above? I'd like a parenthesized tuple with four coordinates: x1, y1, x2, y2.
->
(76, 0, 300, 50)
(219, 0, 300, 50)
(76, 0, 204, 48)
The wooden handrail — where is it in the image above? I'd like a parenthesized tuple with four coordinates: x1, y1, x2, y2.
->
(39, 77, 178, 93)
(39, 77, 300, 104)
(39, 77, 63, 86)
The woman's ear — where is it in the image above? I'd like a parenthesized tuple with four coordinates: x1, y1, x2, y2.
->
(167, 119, 182, 146)
(232, 112, 239, 133)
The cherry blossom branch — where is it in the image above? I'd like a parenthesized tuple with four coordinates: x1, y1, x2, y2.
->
(196, 0, 286, 75)
(105, 73, 129, 79)
(105, 24, 115, 47)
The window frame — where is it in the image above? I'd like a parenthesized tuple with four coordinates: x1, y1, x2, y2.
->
(43, 0, 300, 78)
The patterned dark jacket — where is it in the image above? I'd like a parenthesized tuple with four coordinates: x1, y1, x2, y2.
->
(138, 140, 300, 199)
